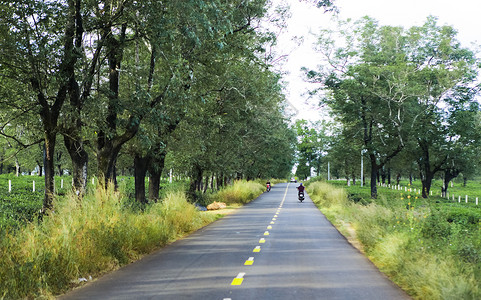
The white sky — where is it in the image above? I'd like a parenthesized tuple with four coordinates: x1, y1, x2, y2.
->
(276, 0, 481, 122)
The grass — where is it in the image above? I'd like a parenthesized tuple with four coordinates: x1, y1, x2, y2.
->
(307, 179, 481, 300)
(0, 178, 265, 299)
(0, 184, 216, 299)
(208, 180, 265, 205)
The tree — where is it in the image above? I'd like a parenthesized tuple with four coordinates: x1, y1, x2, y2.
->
(0, 0, 79, 210)
(306, 16, 479, 198)
(439, 87, 481, 196)
(402, 19, 480, 198)
(294, 119, 331, 179)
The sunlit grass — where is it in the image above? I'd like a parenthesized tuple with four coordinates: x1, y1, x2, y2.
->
(0, 178, 267, 298)
(307, 180, 481, 299)
(0, 185, 216, 299)
(209, 180, 265, 205)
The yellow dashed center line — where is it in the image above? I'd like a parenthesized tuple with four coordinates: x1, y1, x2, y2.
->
(228, 184, 289, 292)
(231, 272, 245, 285)
(244, 257, 254, 265)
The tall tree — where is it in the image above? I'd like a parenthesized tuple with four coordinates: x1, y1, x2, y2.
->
(306, 16, 478, 198)
(0, 1, 87, 211)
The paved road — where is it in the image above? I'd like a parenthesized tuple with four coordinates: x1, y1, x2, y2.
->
(59, 183, 409, 299)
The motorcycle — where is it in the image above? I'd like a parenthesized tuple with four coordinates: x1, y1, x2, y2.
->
(298, 190, 304, 202)
(266, 183, 271, 192)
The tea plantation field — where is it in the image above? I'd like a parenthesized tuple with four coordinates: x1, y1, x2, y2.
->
(0, 175, 73, 229)
(0, 175, 186, 230)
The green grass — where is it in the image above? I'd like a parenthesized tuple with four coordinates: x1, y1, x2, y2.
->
(0, 177, 266, 299)
(308, 179, 481, 300)
(0, 184, 217, 299)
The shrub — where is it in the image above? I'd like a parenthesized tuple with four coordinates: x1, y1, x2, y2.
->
(209, 180, 264, 205)
(0, 185, 215, 299)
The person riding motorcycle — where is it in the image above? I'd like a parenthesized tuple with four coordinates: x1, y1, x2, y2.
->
(297, 183, 305, 197)
(266, 181, 271, 192)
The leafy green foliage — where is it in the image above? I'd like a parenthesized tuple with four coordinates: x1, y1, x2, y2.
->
(308, 16, 480, 198)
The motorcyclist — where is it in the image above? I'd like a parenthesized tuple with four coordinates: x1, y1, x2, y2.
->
(266, 181, 271, 192)
(297, 183, 305, 196)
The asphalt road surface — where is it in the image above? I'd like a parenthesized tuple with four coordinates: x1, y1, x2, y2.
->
(59, 182, 410, 300)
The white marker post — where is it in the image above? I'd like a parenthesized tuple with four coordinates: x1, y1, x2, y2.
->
(8, 180, 11, 193)
(360, 150, 363, 187)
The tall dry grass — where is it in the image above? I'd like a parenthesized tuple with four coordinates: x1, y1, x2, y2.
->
(307, 180, 481, 299)
(210, 180, 265, 204)
(0, 185, 215, 299)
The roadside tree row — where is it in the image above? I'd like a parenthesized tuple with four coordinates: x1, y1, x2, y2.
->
(0, 0, 304, 212)
(304, 16, 481, 198)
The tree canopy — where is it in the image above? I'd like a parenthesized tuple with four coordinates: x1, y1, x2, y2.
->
(306, 16, 480, 198)
(0, 0, 302, 211)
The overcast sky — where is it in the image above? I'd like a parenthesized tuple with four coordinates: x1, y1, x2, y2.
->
(276, 0, 481, 122)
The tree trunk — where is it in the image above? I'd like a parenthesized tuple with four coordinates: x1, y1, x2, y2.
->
(442, 168, 460, 197)
(189, 165, 203, 195)
(56, 151, 62, 176)
(97, 144, 121, 187)
(420, 173, 434, 198)
(43, 133, 57, 212)
(64, 136, 88, 196)
(380, 167, 386, 184)
(134, 154, 149, 204)
(96, 24, 137, 187)
(203, 175, 209, 193)
(148, 171, 161, 203)
(370, 164, 378, 199)
(15, 156, 20, 177)
(417, 139, 446, 198)
(148, 151, 166, 202)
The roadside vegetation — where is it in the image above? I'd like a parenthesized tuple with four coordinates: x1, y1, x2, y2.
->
(0, 178, 264, 299)
(307, 179, 481, 299)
